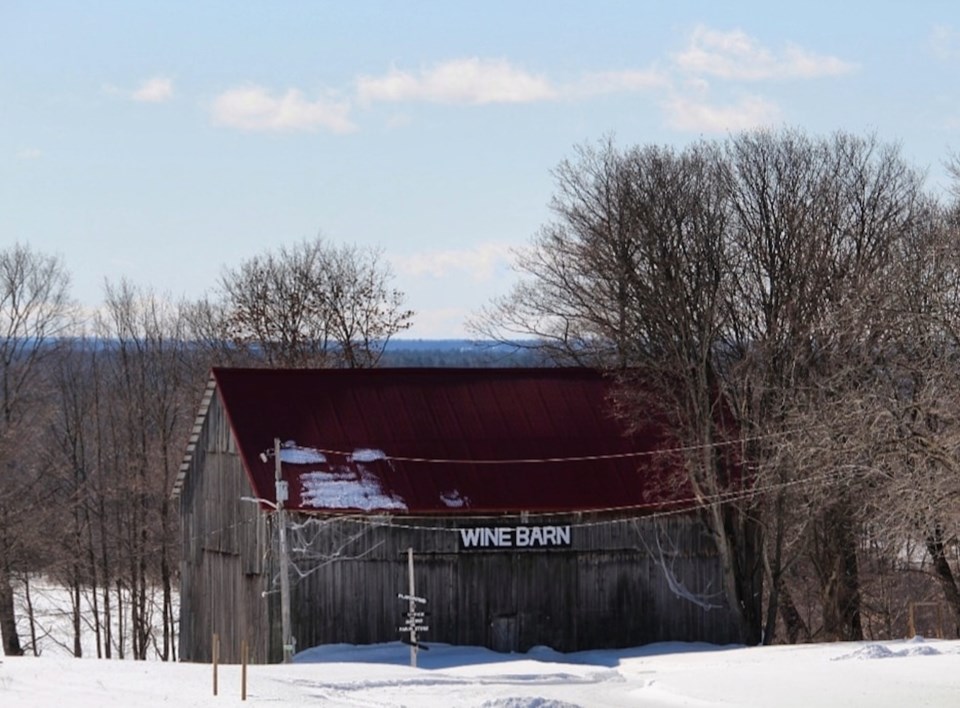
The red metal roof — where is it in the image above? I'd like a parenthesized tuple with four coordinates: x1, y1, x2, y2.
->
(211, 367, 683, 515)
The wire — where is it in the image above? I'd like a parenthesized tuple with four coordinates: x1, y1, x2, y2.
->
(297, 462, 857, 534)
(180, 447, 863, 548)
(181, 437, 866, 548)
(298, 426, 805, 466)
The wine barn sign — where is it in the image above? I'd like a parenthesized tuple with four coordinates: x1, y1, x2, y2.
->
(458, 525, 572, 550)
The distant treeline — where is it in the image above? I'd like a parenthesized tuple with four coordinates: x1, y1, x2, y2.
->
(380, 340, 548, 367)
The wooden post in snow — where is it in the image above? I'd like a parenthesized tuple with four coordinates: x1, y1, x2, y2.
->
(241, 639, 248, 701)
(212, 633, 219, 696)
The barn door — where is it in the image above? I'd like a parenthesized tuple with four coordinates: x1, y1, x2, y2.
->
(490, 614, 518, 653)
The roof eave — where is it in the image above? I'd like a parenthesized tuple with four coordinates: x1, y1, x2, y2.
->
(171, 374, 217, 500)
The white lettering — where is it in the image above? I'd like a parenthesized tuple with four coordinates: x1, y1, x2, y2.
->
(529, 526, 544, 546)
(460, 528, 483, 548)
(515, 526, 530, 546)
(459, 525, 572, 550)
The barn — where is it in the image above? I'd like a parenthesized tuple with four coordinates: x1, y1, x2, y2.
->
(174, 367, 740, 664)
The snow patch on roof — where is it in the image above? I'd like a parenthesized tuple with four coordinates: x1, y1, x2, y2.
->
(279, 442, 328, 465)
(441, 490, 468, 508)
(300, 469, 407, 511)
(349, 448, 388, 463)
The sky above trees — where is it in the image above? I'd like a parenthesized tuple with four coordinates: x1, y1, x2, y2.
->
(3, 1, 960, 337)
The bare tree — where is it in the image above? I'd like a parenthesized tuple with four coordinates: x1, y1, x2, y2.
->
(719, 130, 930, 642)
(91, 280, 198, 659)
(321, 244, 415, 367)
(182, 297, 250, 368)
(46, 338, 100, 657)
(0, 243, 76, 656)
(473, 139, 764, 644)
(472, 138, 645, 367)
(473, 130, 939, 645)
(211, 238, 413, 368)
(851, 203, 960, 634)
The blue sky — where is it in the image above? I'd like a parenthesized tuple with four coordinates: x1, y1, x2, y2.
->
(4, 1, 960, 337)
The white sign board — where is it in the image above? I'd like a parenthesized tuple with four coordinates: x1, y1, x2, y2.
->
(458, 525, 572, 550)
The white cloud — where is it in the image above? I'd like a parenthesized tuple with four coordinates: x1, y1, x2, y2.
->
(674, 26, 856, 81)
(16, 148, 42, 160)
(356, 59, 670, 109)
(210, 86, 356, 133)
(931, 25, 960, 60)
(663, 94, 782, 133)
(206, 30, 844, 135)
(132, 76, 174, 103)
(357, 58, 558, 105)
(392, 242, 515, 282)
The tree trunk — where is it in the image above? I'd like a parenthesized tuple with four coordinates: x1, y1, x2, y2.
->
(71, 569, 82, 657)
(761, 501, 784, 645)
(85, 507, 103, 658)
(115, 578, 124, 659)
(696, 408, 764, 646)
(925, 526, 960, 636)
(23, 574, 39, 656)
(161, 545, 172, 661)
(0, 567, 23, 656)
(815, 500, 863, 641)
(776, 572, 811, 644)
(704, 499, 763, 645)
(730, 506, 764, 645)
(99, 496, 113, 659)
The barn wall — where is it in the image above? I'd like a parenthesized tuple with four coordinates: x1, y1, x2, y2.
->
(179, 395, 270, 664)
(277, 512, 740, 656)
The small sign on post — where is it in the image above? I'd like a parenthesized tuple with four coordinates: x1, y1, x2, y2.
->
(398, 547, 429, 667)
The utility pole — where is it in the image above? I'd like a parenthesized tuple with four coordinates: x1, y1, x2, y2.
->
(274, 437, 294, 663)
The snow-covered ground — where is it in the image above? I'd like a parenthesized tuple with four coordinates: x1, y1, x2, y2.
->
(2, 636, 959, 707)
(4, 580, 959, 706)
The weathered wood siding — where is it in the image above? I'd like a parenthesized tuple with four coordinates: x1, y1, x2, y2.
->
(179, 394, 270, 663)
(277, 512, 740, 656)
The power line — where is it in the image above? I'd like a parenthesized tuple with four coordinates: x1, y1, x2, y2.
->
(284, 462, 858, 535)
(183, 432, 870, 548)
(183, 443, 866, 549)
(297, 426, 806, 466)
